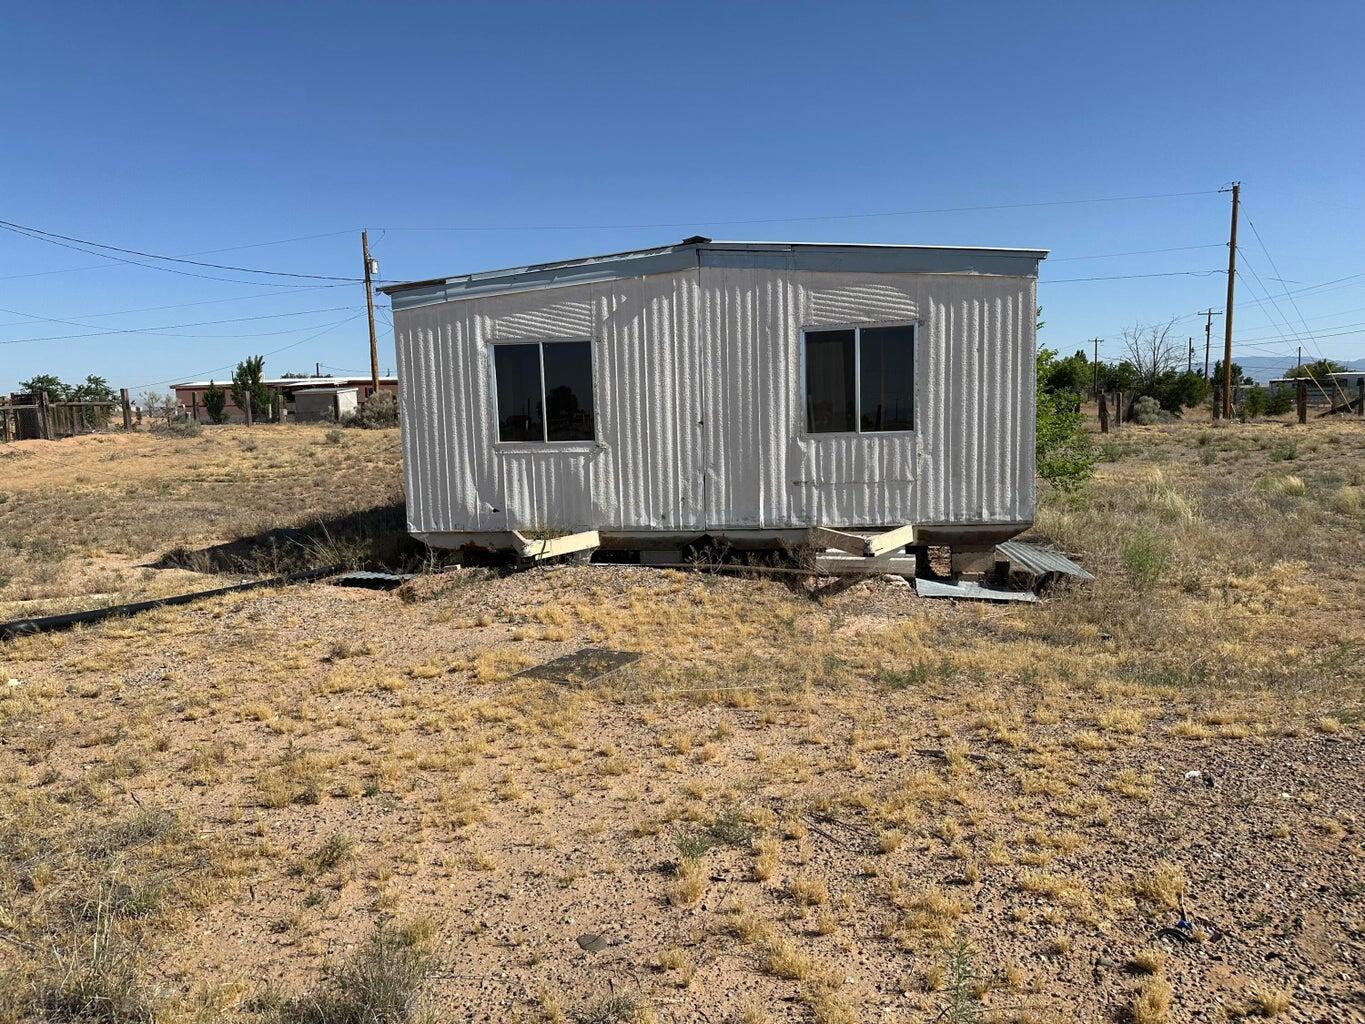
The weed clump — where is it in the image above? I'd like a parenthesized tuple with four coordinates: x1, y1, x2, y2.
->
(273, 922, 437, 1024)
(1120, 531, 1168, 590)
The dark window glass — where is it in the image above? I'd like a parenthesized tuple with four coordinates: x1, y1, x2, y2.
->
(494, 343, 544, 442)
(805, 329, 856, 433)
(859, 325, 915, 431)
(543, 341, 595, 441)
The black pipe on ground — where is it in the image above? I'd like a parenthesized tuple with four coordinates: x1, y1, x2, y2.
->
(0, 565, 343, 642)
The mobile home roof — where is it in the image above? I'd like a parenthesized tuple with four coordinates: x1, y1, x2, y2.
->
(379, 238, 1049, 309)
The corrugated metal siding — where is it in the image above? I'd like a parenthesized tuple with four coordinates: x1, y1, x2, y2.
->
(393, 264, 1035, 536)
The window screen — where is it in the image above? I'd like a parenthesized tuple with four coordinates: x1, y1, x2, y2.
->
(494, 340, 594, 443)
(859, 325, 915, 431)
(805, 329, 856, 433)
(805, 324, 915, 434)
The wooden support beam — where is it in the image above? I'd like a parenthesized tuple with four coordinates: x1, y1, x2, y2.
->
(511, 530, 601, 562)
(865, 524, 917, 558)
(808, 527, 868, 557)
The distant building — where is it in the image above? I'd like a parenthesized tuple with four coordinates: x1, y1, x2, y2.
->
(171, 376, 396, 423)
(1269, 372, 1365, 408)
(293, 386, 360, 423)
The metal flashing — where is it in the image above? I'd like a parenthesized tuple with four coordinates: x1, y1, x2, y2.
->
(383, 239, 1048, 310)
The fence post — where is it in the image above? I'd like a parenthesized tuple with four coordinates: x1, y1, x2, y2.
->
(1296, 379, 1308, 425)
(1098, 391, 1109, 434)
(1358, 378, 1364, 418)
(121, 389, 132, 430)
(1, 400, 10, 444)
(36, 391, 51, 440)
(191, 393, 198, 423)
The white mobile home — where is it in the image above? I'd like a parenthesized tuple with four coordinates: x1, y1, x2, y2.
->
(382, 238, 1046, 562)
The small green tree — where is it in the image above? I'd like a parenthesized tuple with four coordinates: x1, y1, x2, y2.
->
(19, 374, 73, 401)
(1240, 386, 1269, 420)
(203, 381, 227, 424)
(1147, 369, 1211, 413)
(72, 375, 115, 402)
(1284, 358, 1346, 380)
(1036, 349, 1094, 490)
(1039, 348, 1092, 395)
(230, 356, 271, 421)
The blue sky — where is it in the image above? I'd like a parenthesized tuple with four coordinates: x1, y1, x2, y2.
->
(3, 1, 1363, 394)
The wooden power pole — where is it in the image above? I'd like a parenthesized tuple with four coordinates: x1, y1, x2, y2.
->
(362, 230, 380, 395)
(1091, 337, 1102, 399)
(1200, 308, 1221, 381)
(1221, 182, 1240, 419)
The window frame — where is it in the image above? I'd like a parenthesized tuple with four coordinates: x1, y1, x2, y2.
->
(799, 320, 917, 438)
(488, 337, 597, 447)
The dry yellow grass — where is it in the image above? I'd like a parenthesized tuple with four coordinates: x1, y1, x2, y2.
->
(0, 417, 1360, 1021)
(1131, 977, 1173, 1024)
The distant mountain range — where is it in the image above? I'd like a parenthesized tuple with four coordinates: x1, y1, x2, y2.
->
(1234, 355, 1365, 385)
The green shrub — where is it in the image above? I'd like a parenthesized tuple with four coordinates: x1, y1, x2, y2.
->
(1239, 387, 1268, 420)
(151, 418, 202, 438)
(1147, 370, 1211, 413)
(1120, 531, 1168, 590)
(1131, 396, 1170, 425)
(344, 391, 399, 430)
(1036, 388, 1094, 491)
(1266, 387, 1293, 416)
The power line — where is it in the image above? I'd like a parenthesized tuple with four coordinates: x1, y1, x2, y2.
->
(0, 230, 358, 283)
(0, 217, 362, 282)
(1240, 203, 1342, 382)
(125, 312, 368, 391)
(0, 221, 349, 289)
(1043, 269, 1225, 284)
(0, 306, 365, 346)
(0, 282, 356, 328)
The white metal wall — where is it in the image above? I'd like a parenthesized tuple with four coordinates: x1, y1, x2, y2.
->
(393, 264, 1034, 535)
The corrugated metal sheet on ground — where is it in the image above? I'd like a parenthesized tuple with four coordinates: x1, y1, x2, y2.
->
(915, 578, 1038, 603)
(996, 540, 1093, 581)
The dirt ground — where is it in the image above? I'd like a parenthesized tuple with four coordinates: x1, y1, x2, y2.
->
(0, 418, 1362, 1023)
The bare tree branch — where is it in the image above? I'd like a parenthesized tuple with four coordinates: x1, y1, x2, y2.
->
(1120, 320, 1181, 388)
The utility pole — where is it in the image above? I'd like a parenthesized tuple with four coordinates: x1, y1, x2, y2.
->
(1297, 346, 1302, 370)
(1091, 337, 1102, 400)
(1221, 182, 1240, 419)
(1187, 337, 1194, 374)
(361, 230, 380, 395)
(1199, 308, 1221, 381)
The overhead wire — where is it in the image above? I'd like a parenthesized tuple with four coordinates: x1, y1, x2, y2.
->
(1240, 202, 1350, 404)
(125, 312, 369, 391)
(0, 217, 362, 282)
(0, 282, 358, 328)
(0, 228, 360, 283)
(0, 221, 352, 289)
(0, 306, 366, 346)
(1043, 269, 1225, 284)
